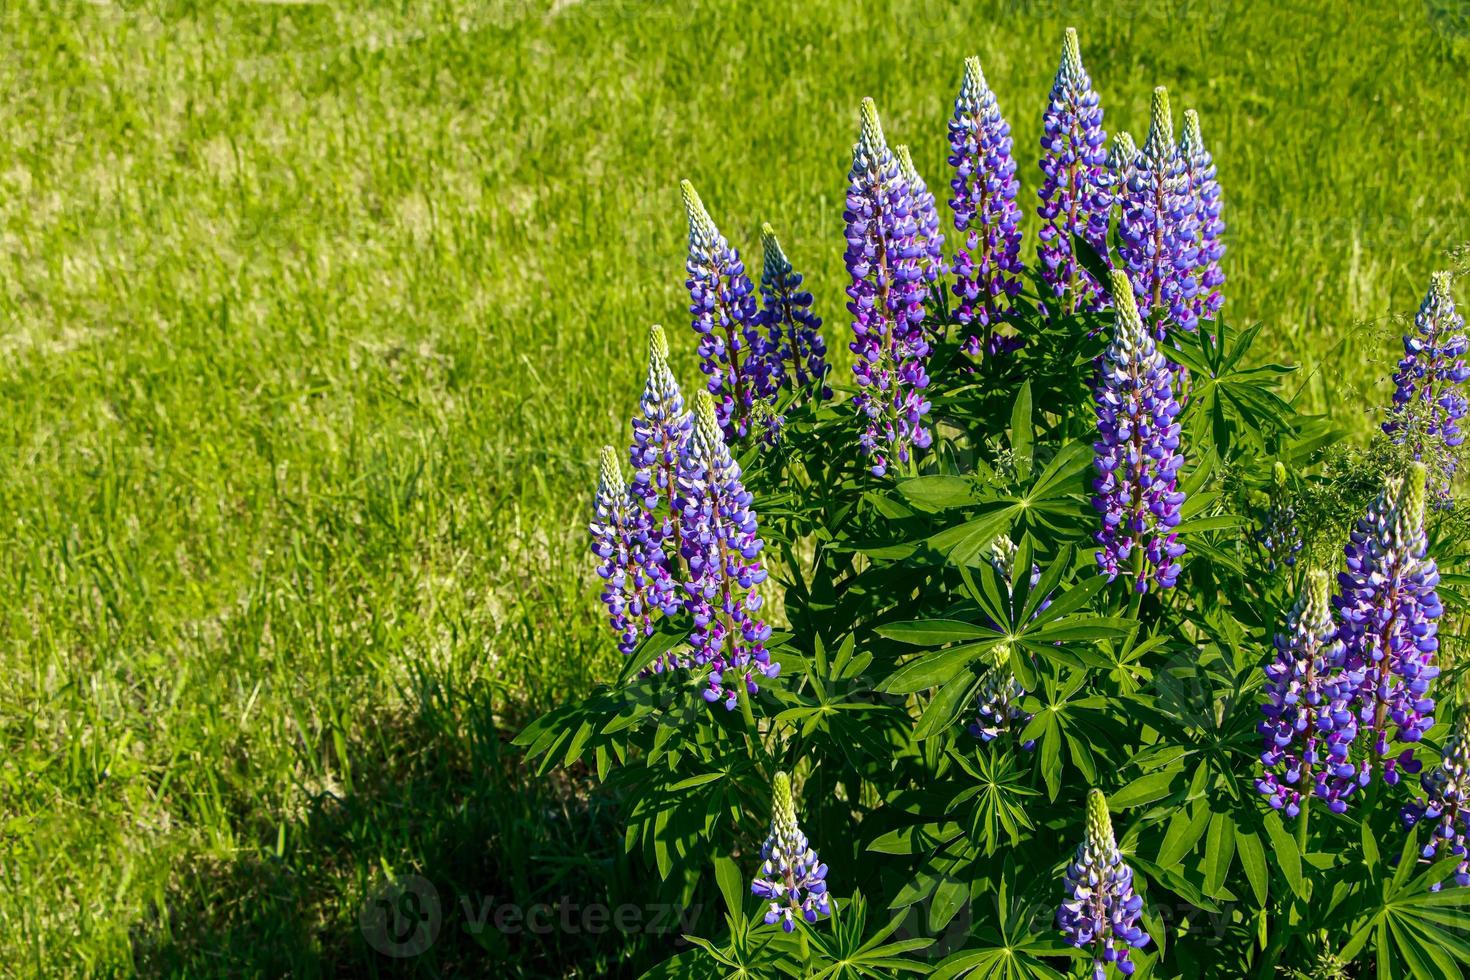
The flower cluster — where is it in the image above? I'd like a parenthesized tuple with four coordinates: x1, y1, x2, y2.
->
(1402, 709, 1470, 890)
(1257, 569, 1365, 817)
(1384, 272, 1467, 499)
(1058, 789, 1150, 979)
(845, 97, 933, 476)
(678, 391, 780, 709)
(590, 446, 680, 656)
(1036, 27, 1111, 317)
(681, 180, 776, 442)
(630, 324, 694, 522)
(947, 55, 1023, 348)
(1092, 269, 1186, 593)
(1335, 463, 1443, 785)
(1116, 87, 1200, 340)
(751, 771, 831, 931)
(1179, 109, 1224, 324)
(758, 223, 830, 398)
(895, 144, 945, 291)
(1255, 460, 1304, 571)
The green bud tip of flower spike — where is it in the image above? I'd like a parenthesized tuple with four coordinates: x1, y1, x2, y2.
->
(1110, 131, 1137, 166)
(859, 97, 887, 158)
(1085, 788, 1115, 848)
(1301, 567, 1331, 624)
(693, 389, 721, 450)
(599, 445, 625, 493)
(1144, 86, 1174, 157)
(649, 323, 670, 362)
(1429, 271, 1454, 306)
(760, 223, 791, 279)
(1401, 460, 1428, 528)
(963, 55, 986, 95)
(1272, 460, 1288, 488)
(680, 179, 717, 243)
(895, 144, 919, 185)
(1061, 27, 1083, 79)
(1108, 268, 1146, 336)
(1181, 108, 1203, 157)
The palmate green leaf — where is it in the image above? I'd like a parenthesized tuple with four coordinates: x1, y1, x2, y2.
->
(801, 892, 934, 978)
(930, 855, 1074, 980)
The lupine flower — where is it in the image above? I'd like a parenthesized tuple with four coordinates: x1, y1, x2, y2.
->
(681, 180, 776, 441)
(845, 97, 933, 477)
(1058, 789, 1150, 979)
(590, 446, 681, 657)
(758, 223, 830, 399)
(678, 391, 779, 709)
(1092, 269, 1187, 593)
(1179, 109, 1224, 324)
(1335, 462, 1444, 785)
(1384, 272, 1468, 500)
(971, 535, 1040, 746)
(896, 144, 945, 291)
(1255, 461, 1304, 571)
(1117, 87, 1200, 340)
(1257, 569, 1366, 817)
(1037, 27, 1111, 317)
(948, 55, 1024, 353)
(631, 324, 694, 527)
(751, 771, 832, 931)
(1402, 709, 1470, 890)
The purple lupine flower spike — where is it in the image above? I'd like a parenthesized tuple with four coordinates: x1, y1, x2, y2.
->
(845, 98, 933, 477)
(895, 144, 945, 294)
(1335, 462, 1444, 785)
(1384, 273, 1468, 500)
(751, 771, 832, 931)
(1180, 109, 1224, 324)
(1402, 709, 1470, 890)
(1257, 569, 1365, 817)
(630, 324, 694, 525)
(681, 180, 775, 441)
(1058, 789, 1150, 979)
(758, 223, 830, 399)
(1255, 461, 1304, 570)
(677, 391, 779, 709)
(948, 55, 1024, 354)
(1117, 87, 1200, 340)
(590, 447, 680, 658)
(1037, 27, 1111, 317)
(1092, 269, 1187, 593)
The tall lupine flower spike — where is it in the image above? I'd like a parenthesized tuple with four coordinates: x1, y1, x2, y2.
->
(1384, 272, 1468, 500)
(1255, 460, 1304, 570)
(1179, 109, 1224, 324)
(758, 223, 830, 399)
(1092, 270, 1187, 593)
(630, 324, 694, 526)
(681, 180, 776, 441)
(895, 144, 945, 291)
(845, 98, 933, 477)
(1037, 27, 1111, 317)
(590, 447, 680, 658)
(1058, 789, 1150, 979)
(1402, 709, 1470, 890)
(1257, 569, 1365, 817)
(751, 771, 832, 931)
(1335, 462, 1444, 785)
(677, 391, 779, 709)
(947, 55, 1024, 354)
(1117, 87, 1200, 340)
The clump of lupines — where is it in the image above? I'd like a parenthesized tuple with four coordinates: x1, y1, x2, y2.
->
(1402, 710, 1470, 890)
(845, 98, 933, 477)
(1335, 463, 1443, 784)
(1036, 27, 1111, 317)
(1255, 461, 1304, 571)
(1092, 269, 1186, 592)
(630, 325, 694, 527)
(678, 391, 779, 709)
(895, 144, 945, 292)
(758, 223, 830, 398)
(681, 180, 776, 441)
(1057, 789, 1150, 979)
(1117, 87, 1200, 340)
(1179, 109, 1224, 324)
(751, 771, 832, 931)
(947, 56, 1023, 348)
(1257, 569, 1365, 817)
(590, 447, 681, 657)
(1384, 272, 1468, 499)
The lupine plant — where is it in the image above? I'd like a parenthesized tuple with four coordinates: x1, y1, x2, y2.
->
(523, 30, 1470, 978)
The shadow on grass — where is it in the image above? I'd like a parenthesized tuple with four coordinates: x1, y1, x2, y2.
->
(129, 681, 697, 978)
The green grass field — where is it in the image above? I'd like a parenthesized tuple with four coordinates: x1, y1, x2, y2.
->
(0, 0, 1467, 974)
